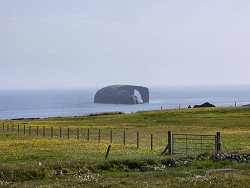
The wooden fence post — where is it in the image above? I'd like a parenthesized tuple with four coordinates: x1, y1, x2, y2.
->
(168, 131, 173, 155)
(105, 145, 112, 159)
(216, 132, 221, 152)
(110, 129, 112, 144)
(7, 124, 9, 132)
(36, 126, 39, 136)
(123, 130, 126, 146)
(24, 125, 26, 135)
(43, 126, 45, 137)
(98, 129, 101, 143)
(18, 124, 20, 134)
(59, 127, 62, 138)
(68, 128, 70, 139)
(2, 123, 4, 132)
(51, 127, 53, 138)
(12, 124, 14, 132)
(151, 133, 153, 151)
(87, 128, 90, 141)
(77, 128, 79, 140)
(137, 132, 139, 148)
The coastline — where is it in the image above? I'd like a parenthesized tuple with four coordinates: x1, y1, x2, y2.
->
(1, 86, 250, 120)
(2, 105, 249, 121)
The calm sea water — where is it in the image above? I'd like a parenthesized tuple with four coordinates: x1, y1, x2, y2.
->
(0, 86, 250, 120)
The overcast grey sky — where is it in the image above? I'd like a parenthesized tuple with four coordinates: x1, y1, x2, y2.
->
(1, 0, 250, 90)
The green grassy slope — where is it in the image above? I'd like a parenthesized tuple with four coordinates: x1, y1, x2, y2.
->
(0, 107, 249, 187)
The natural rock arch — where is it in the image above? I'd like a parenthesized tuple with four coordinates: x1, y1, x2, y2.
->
(94, 85, 149, 104)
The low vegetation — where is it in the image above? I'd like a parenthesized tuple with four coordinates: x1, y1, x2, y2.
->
(0, 107, 249, 187)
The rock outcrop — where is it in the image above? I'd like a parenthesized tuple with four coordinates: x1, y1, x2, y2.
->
(94, 85, 149, 104)
(193, 102, 215, 108)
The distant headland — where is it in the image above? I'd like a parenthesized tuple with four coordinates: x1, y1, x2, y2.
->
(242, 104, 250, 107)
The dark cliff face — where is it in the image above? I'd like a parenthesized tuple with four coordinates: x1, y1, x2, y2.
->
(94, 85, 149, 104)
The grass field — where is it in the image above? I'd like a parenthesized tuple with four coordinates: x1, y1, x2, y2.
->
(0, 107, 250, 187)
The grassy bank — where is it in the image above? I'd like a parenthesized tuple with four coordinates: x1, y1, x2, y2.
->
(0, 154, 250, 187)
(0, 107, 250, 187)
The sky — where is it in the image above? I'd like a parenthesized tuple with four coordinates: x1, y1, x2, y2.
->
(1, 0, 250, 90)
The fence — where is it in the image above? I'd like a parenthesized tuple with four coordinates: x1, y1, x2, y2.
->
(1, 123, 158, 151)
(166, 131, 221, 155)
(1, 123, 223, 155)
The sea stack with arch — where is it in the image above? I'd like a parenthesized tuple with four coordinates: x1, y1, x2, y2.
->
(94, 85, 149, 104)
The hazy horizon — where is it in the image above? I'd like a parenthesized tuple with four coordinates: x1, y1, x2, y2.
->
(1, 85, 250, 120)
(1, 84, 250, 92)
(1, 0, 250, 90)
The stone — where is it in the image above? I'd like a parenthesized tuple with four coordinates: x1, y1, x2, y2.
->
(246, 156, 250, 161)
(164, 159, 177, 167)
(140, 166, 153, 172)
(52, 170, 63, 177)
(94, 85, 149, 104)
(153, 167, 163, 171)
(231, 159, 239, 163)
(195, 175, 206, 178)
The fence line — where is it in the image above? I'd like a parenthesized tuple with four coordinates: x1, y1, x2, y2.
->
(1, 123, 162, 151)
(1, 123, 222, 154)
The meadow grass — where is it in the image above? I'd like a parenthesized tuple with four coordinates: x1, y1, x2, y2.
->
(1, 107, 249, 161)
(0, 107, 249, 187)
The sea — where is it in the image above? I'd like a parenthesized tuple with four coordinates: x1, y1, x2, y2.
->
(0, 86, 250, 120)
